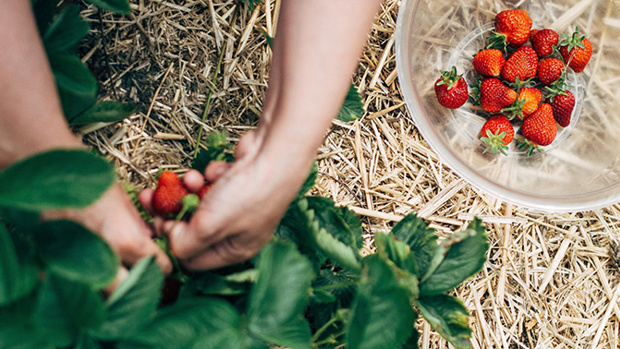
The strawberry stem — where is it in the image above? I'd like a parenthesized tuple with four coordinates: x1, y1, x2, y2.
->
(175, 193, 200, 221)
(481, 129, 509, 155)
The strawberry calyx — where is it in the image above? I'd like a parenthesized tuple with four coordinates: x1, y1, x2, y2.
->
(436, 66, 463, 90)
(501, 98, 526, 120)
(544, 79, 571, 102)
(558, 28, 587, 54)
(485, 31, 509, 53)
(481, 129, 510, 155)
(516, 138, 543, 157)
(507, 76, 532, 91)
(470, 80, 482, 106)
(175, 193, 200, 221)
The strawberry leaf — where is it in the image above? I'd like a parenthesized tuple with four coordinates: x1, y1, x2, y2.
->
(93, 257, 163, 340)
(0, 149, 115, 211)
(70, 101, 138, 125)
(33, 275, 105, 347)
(416, 294, 472, 349)
(337, 83, 364, 122)
(83, 0, 131, 14)
(419, 219, 488, 296)
(0, 292, 50, 349)
(33, 220, 118, 290)
(345, 254, 417, 349)
(247, 241, 314, 349)
(49, 54, 99, 120)
(391, 213, 438, 279)
(43, 5, 90, 55)
(0, 224, 39, 306)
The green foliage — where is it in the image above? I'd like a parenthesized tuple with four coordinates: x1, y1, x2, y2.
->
(192, 130, 235, 171)
(70, 101, 139, 126)
(416, 295, 472, 349)
(84, 0, 131, 14)
(0, 224, 38, 306)
(337, 83, 365, 122)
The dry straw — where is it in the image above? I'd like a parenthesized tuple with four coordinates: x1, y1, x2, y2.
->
(80, 0, 620, 347)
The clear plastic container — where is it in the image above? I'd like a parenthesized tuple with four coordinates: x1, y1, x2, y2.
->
(395, 0, 620, 212)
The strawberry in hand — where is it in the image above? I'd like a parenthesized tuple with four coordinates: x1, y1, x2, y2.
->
(480, 115, 514, 155)
(434, 66, 469, 109)
(152, 171, 200, 220)
(559, 28, 592, 73)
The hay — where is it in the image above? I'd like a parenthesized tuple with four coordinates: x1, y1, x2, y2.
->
(80, 0, 620, 347)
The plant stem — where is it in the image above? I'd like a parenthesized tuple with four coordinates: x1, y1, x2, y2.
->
(311, 313, 342, 343)
(193, 41, 227, 158)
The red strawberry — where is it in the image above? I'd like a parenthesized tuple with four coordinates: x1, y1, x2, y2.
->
(480, 115, 514, 155)
(434, 66, 469, 109)
(473, 49, 505, 77)
(549, 90, 575, 127)
(537, 58, 565, 85)
(491, 9, 533, 48)
(502, 46, 538, 83)
(530, 28, 559, 57)
(529, 29, 539, 40)
(152, 171, 189, 216)
(504, 87, 542, 120)
(559, 29, 592, 73)
(519, 103, 557, 155)
(479, 78, 517, 113)
(198, 183, 213, 199)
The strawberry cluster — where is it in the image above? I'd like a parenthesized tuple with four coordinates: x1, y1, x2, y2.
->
(434, 9, 592, 156)
(152, 171, 212, 219)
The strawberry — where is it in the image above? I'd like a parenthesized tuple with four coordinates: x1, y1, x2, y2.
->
(480, 115, 514, 155)
(479, 78, 517, 113)
(434, 66, 469, 109)
(490, 9, 533, 49)
(530, 28, 559, 57)
(537, 58, 564, 85)
(519, 103, 557, 155)
(473, 49, 505, 77)
(152, 171, 189, 216)
(549, 90, 575, 127)
(559, 28, 592, 73)
(501, 46, 538, 83)
(152, 171, 200, 219)
(504, 86, 542, 120)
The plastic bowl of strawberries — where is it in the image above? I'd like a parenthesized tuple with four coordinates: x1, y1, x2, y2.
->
(395, 0, 620, 212)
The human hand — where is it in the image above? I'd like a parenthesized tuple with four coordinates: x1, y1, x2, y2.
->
(42, 183, 173, 288)
(139, 130, 309, 270)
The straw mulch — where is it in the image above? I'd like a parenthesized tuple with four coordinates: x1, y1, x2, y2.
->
(79, 1, 620, 348)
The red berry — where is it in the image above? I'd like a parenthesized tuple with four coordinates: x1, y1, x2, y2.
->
(479, 78, 518, 113)
(198, 183, 213, 199)
(473, 49, 505, 77)
(550, 90, 575, 127)
(480, 115, 514, 155)
(530, 29, 560, 57)
(519, 103, 557, 155)
(434, 66, 469, 109)
(559, 29, 592, 73)
(493, 9, 533, 48)
(502, 46, 538, 83)
(152, 171, 189, 216)
(537, 58, 565, 85)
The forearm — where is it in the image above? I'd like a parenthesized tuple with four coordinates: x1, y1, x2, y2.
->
(0, 0, 82, 168)
(259, 0, 382, 174)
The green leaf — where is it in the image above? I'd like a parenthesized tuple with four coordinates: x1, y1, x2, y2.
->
(33, 275, 105, 347)
(49, 54, 98, 120)
(32, 0, 59, 36)
(190, 270, 253, 296)
(75, 333, 102, 349)
(298, 198, 361, 273)
(94, 257, 163, 340)
(0, 224, 39, 306)
(419, 219, 488, 296)
(192, 131, 234, 171)
(116, 298, 243, 349)
(84, 0, 131, 14)
(298, 162, 318, 197)
(43, 5, 90, 55)
(346, 254, 417, 349)
(70, 101, 139, 126)
(400, 331, 420, 349)
(247, 241, 314, 349)
(34, 220, 118, 290)
(392, 213, 438, 278)
(0, 292, 52, 349)
(337, 83, 364, 122)
(374, 232, 417, 276)
(306, 196, 363, 250)
(416, 295, 472, 349)
(0, 149, 115, 211)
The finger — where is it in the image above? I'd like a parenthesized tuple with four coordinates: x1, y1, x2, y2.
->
(234, 130, 258, 159)
(204, 161, 232, 183)
(115, 234, 173, 275)
(182, 169, 205, 192)
(138, 188, 154, 213)
(165, 219, 215, 259)
(103, 266, 129, 296)
(180, 236, 260, 270)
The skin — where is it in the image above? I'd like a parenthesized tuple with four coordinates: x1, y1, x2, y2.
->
(140, 0, 383, 270)
(0, 0, 172, 279)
